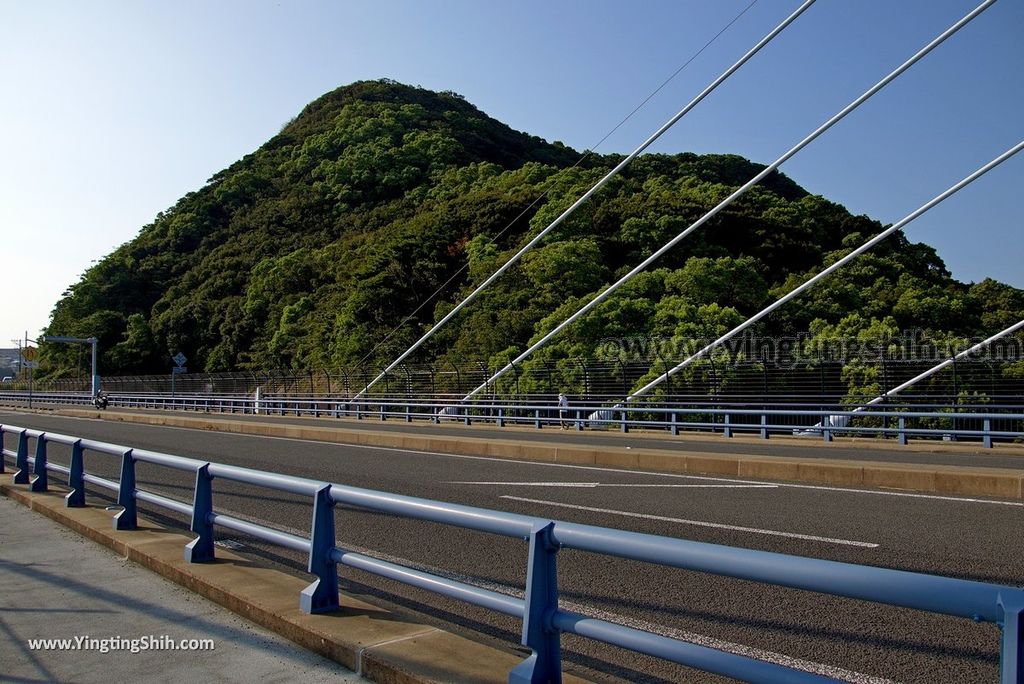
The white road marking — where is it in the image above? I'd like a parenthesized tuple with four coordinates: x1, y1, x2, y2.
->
(0, 414, 910, 682)
(339, 542, 893, 684)
(28, 469, 895, 683)
(501, 495, 880, 548)
(448, 481, 778, 488)
(7, 411, 1022, 507)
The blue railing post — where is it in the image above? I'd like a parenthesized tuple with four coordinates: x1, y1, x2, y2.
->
(13, 430, 29, 484)
(113, 449, 138, 530)
(65, 440, 85, 507)
(406, 404, 412, 423)
(185, 463, 215, 563)
(822, 420, 832, 443)
(998, 591, 1023, 683)
(535, 408, 541, 430)
(984, 419, 993, 450)
(380, 403, 386, 421)
(760, 414, 769, 440)
(464, 408, 471, 426)
(575, 409, 583, 432)
(301, 484, 340, 614)
(898, 417, 908, 446)
(510, 522, 561, 684)
(723, 414, 732, 439)
(498, 408, 505, 428)
(30, 433, 48, 492)
(620, 409, 629, 434)
(670, 411, 679, 436)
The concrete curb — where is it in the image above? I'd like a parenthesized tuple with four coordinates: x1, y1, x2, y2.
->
(56, 408, 1024, 500)
(0, 483, 587, 684)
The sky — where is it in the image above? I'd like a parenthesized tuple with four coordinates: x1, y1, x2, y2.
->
(1, 0, 1021, 349)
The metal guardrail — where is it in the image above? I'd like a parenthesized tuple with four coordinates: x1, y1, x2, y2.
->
(2, 422, 1022, 682)
(2, 391, 1022, 447)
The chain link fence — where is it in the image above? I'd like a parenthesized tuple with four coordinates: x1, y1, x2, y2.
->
(24, 358, 1024, 406)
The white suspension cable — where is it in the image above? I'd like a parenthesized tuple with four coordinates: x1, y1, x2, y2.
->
(353, 0, 761, 370)
(863, 318, 1024, 407)
(351, 0, 817, 401)
(458, 0, 996, 404)
(792, 317, 1024, 434)
(627, 139, 1024, 402)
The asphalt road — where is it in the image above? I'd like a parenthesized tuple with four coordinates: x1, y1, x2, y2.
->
(16, 399, 1024, 469)
(3, 410, 1022, 683)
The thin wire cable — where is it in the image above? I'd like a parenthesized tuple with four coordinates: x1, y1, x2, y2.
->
(354, 0, 761, 368)
(627, 140, 1024, 401)
(800, 316, 1024, 433)
(353, 0, 815, 399)
(459, 0, 996, 404)
(865, 318, 1024, 405)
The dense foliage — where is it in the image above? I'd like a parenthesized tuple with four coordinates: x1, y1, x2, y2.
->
(39, 80, 1024, 396)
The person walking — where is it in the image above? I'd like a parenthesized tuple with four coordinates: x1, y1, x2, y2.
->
(558, 392, 570, 429)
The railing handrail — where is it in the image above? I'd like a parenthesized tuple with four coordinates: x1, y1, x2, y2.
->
(4, 389, 1020, 418)
(2, 391, 1022, 450)
(2, 421, 1022, 682)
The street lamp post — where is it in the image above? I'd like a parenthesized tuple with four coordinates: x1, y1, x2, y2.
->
(40, 335, 100, 396)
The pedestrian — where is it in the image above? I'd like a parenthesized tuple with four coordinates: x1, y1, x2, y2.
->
(558, 392, 569, 429)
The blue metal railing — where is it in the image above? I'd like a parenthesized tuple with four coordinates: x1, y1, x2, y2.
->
(2, 390, 1022, 447)
(2, 422, 1021, 682)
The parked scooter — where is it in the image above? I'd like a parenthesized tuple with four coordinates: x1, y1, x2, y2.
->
(93, 391, 109, 410)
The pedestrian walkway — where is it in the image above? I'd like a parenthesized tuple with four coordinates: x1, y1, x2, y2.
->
(0, 495, 364, 683)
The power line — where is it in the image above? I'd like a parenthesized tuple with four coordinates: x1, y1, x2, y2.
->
(458, 0, 996, 404)
(354, 2, 762, 369)
(626, 139, 1024, 402)
(353, 0, 815, 400)
(355, 1, 762, 370)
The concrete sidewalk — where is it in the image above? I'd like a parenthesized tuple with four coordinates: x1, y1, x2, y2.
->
(1, 484, 589, 684)
(0, 494, 364, 684)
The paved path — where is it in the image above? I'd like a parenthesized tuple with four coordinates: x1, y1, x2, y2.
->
(0, 495, 364, 684)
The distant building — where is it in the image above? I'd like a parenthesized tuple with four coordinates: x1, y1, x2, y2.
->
(0, 348, 22, 378)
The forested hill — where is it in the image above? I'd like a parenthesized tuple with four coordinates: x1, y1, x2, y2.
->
(40, 79, 1024, 379)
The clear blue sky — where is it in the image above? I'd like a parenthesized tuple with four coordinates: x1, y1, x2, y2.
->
(1, 0, 1021, 348)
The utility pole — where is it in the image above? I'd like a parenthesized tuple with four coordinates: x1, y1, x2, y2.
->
(26, 331, 31, 408)
(10, 336, 25, 406)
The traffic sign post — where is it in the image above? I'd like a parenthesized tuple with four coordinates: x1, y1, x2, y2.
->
(171, 353, 187, 396)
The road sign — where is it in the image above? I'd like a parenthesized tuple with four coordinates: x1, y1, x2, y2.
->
(172, 352, 187, 367)
(23, 346, 37, 361)
(171, 366, 188, 374)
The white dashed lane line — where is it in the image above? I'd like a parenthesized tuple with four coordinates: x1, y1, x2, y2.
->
(499, 495, 880, 548)
(448, 481, 778, 488)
